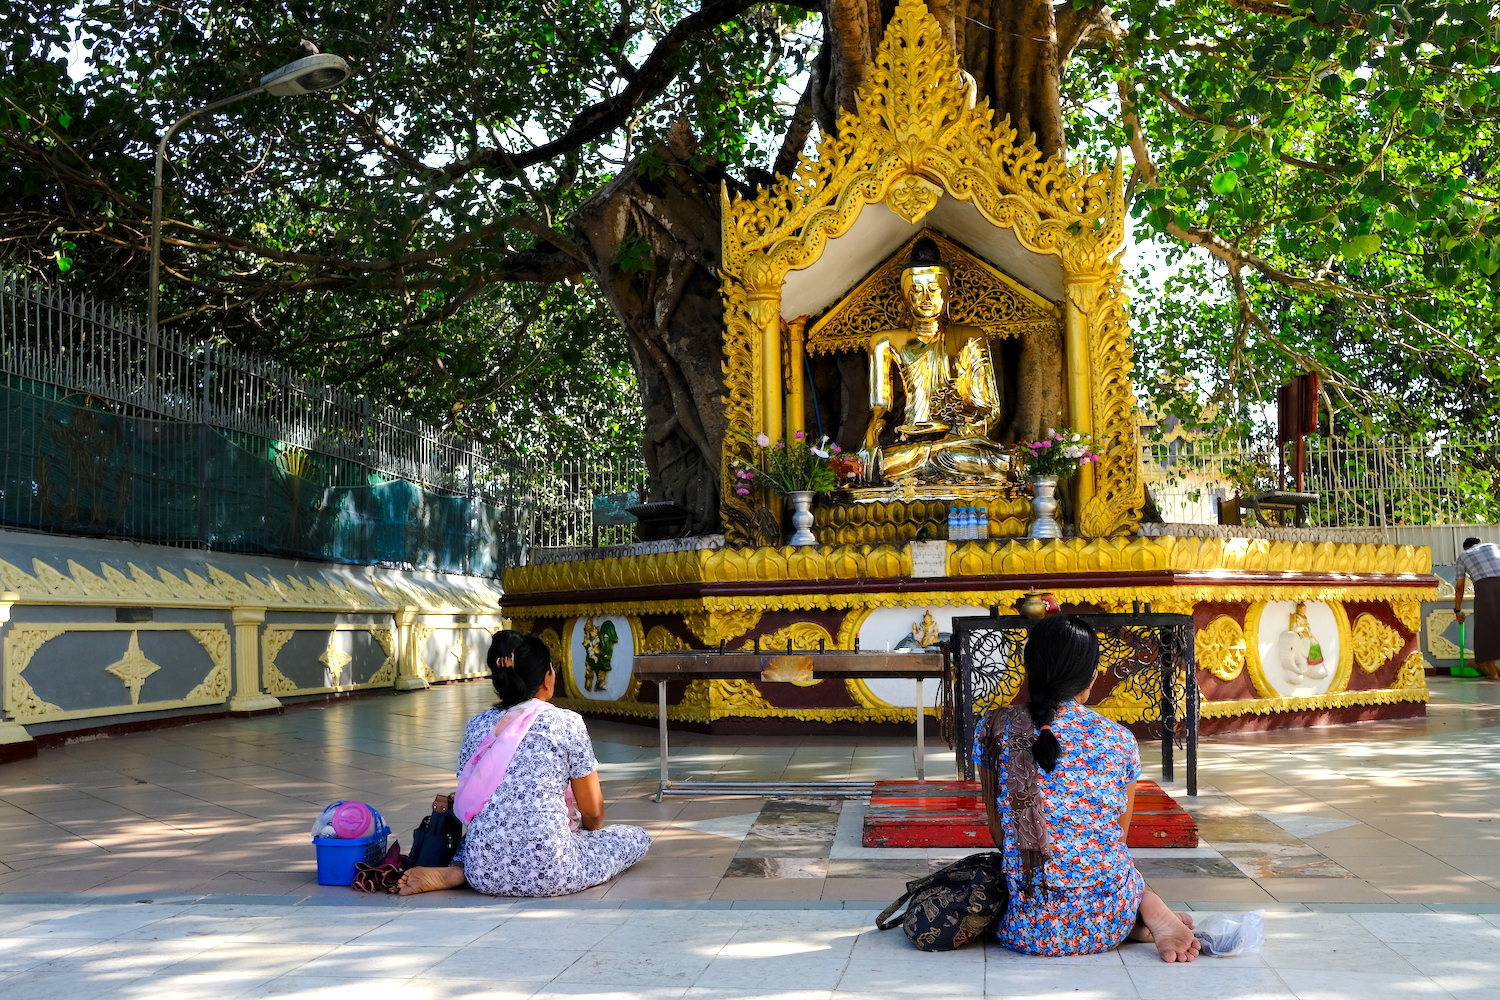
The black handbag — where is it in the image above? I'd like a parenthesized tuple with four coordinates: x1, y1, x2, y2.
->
(406, 806, 464, 870)
(876, 851, 1008, 951)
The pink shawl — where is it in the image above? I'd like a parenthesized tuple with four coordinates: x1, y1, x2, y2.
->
(454, 700, 578, 826)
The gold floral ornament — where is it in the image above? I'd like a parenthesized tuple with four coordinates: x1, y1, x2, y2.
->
(718, 0, 1137, 544)
(320, 634, 353, 686)
(1351, 613, 1404, 673)
(1197, 615, 1247, 682)
(886, 175, 942, 223)
(105, 632, 161, 705)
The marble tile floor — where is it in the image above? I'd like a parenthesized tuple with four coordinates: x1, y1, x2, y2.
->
(2, 678, 1500, 906)
(0, 897, 1497, 999)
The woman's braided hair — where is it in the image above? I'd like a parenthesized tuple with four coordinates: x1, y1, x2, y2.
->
(1022, 615, 1101, 771)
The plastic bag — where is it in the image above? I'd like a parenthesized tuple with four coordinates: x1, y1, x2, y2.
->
(1192, 910, 1265, 957)
(312, 801, 384, 840)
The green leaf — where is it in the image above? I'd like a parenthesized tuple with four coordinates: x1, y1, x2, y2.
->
(1318, 74, 1344, 98)
(1211, 171, 1239, 195)
(1342, 234, 1382, 258)
(1227, 150, 1250, 169)
(1312, 0, 1341, 24)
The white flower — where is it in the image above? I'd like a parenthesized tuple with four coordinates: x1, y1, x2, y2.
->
(756, 433, 771, 447)
(812, 447, 829, 458)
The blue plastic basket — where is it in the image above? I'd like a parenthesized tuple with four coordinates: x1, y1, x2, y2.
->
(312, 825, 391, 886)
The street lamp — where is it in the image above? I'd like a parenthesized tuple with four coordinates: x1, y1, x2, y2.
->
(147, 52, 351, 336)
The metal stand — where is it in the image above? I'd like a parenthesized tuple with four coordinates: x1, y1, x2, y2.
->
(640, 648, 944, 802)
(915, 677, 925, 781)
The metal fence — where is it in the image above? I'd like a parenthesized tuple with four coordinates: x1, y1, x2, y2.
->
(950, 611, 1199, 793)
(0, 268, 507, 499)
(1143, 431, 1500, 528)
(0, 268, 529, 573)
(525, 452, 650, 550)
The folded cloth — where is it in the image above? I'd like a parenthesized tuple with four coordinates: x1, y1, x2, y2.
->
(352, 840, 405, 894)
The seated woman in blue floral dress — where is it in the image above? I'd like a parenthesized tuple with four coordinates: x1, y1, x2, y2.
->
(974, 615, 1199, 962)
(399, 633, 650, 896)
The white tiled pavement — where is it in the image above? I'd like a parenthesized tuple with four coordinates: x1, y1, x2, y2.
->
(1, 900, 1497, 999)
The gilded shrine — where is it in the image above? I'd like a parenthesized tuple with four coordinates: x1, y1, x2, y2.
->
(501, 0, 1434, 735)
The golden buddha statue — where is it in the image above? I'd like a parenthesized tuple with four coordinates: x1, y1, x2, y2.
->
(863, 238, 1013, 483)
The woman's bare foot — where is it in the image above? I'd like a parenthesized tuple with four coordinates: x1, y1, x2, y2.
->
(397, 864, 466, 896)
(1136, 892, 1200, 962)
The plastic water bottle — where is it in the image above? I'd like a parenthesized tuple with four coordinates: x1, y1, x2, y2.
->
(960, 507, 974, 541)
(947, 507, 959, 540)
(977, 507, 989, 540)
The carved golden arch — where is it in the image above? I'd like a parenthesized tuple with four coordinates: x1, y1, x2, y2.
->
(719, 0, 1143, 542)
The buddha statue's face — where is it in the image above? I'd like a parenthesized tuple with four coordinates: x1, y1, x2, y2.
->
(902, 267, 948, 321)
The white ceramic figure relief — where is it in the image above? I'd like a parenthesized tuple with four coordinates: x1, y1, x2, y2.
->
(1256, 600, 1340, 698)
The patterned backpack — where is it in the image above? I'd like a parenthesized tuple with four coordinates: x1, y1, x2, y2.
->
(876, 851, 1008, 951)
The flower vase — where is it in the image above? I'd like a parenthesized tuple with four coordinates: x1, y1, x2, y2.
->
(1026, 475, 1062, 539)
(785, 490, 817, 546)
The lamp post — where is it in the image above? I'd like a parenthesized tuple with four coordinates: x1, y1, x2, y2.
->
(147, 52, 351, 337)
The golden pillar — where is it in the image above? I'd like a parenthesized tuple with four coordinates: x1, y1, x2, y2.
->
(1063, 275, 1102, 517)
(227, 606, 280, 713)
(786, 314, 809, 440)
(749, 289, 784, 447)
(393, 606, 429, 690)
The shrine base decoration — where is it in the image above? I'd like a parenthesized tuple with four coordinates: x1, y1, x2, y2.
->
(501, 534, 1435, 735)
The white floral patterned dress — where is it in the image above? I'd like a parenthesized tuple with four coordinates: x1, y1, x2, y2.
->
(452, 702, 650, 896)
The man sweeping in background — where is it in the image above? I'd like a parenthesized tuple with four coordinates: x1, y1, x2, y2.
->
(1455, 537, 1500, 680)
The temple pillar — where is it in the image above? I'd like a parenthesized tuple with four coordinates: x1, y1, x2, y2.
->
(750, 290, 784, 447)
(786, 314, 809, 439)
(393, 606, 429, 690)
(0, 591, 36, 759)
(227, 606, 281, 713)
(1063, 274, 1104, 519)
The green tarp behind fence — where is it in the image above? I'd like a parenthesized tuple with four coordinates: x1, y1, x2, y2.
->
(0, 385, 522, 576)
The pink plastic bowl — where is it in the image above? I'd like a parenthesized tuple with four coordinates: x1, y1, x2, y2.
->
(330, 801, 375, 840)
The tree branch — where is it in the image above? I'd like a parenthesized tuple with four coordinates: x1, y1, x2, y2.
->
(440, 0, 761, 182)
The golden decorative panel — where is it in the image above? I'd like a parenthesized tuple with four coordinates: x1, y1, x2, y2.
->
(1351, 613, 1405, 673)
(505, 536, 1433, 604)
(0, 555, 501, 613)
(718, 0, 1135, 544)
(814, 494, 1030, 545)
(1391, 601, 1421, 634)
(1197, 615, 1247, 682)
(1425, 608, 1468, 660)
(643, 625, 689, 652)
(739, 621, 835, 653)
(260, 625, 399, 697)
(3, 623, 232, 724)
(684, 609, 762, 647)
(806, 231, 1059, 356)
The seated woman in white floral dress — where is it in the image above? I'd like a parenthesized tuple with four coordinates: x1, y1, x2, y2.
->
(399, 634, 650, 896)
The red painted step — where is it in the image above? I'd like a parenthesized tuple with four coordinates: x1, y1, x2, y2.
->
(861, 779, 1198, 849)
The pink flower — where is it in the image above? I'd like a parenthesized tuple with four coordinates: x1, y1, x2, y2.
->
(736, 487, 750, 495)
(831, 444, 842, 454)
(756, 433, 771, 447)
(1036, 440, 1051, 448)
(776, 441, 785, 449)
(794, 430, 805, 440)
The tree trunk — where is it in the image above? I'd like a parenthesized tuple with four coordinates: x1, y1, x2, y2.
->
(571, 129, 744, 537)
(574, 2, 1100, 531)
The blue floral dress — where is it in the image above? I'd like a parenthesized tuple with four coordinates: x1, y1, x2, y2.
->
(453, 703, 650, 896)
(972, 702, 1145, 956)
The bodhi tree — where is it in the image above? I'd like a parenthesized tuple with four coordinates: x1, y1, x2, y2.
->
(4, 1, 1499, 531)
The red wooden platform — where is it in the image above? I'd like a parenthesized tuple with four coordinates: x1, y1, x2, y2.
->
(862, 779, 1198, 848)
